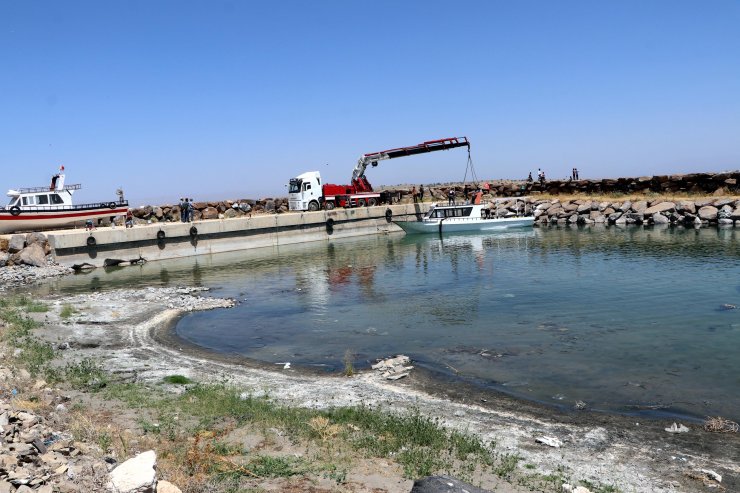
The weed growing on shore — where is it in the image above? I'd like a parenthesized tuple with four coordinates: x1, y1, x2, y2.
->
(65, 358, 108, 390)
(60, 304, 77, 318)
(0, 301, 55, 376)
(100, 381, 502, 485)
(342, 349, 354, 377)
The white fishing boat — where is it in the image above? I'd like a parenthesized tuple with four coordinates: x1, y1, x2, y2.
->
(394, 193, 534, 234)
(0, 166, 129, 234)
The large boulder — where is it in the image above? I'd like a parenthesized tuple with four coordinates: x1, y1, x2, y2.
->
(25, 232, 51, 255)
(652, 213, 670, 224)
(676, 201, 696, 214)
(698, 205, 718, 221)
(107, 450, 157, 493)
(18, 243, 46, 267)
(200, 207, 219, 220)
(644, 202, 675, 215)
(8, 234, 26, 254)
(632, 200, 648, 213)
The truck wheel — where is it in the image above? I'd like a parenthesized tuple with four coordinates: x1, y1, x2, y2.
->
(308, 201, 319, 212)
(368, 198, 377, 206)
(325, 201, 335, 210)
(357, 198, 367, 207)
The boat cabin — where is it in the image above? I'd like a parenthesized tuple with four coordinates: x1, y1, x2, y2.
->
(426, 205, 475, 219)
(6, 173, 81, 210)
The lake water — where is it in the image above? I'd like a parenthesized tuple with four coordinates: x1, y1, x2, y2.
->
(42, 226, 740, 420)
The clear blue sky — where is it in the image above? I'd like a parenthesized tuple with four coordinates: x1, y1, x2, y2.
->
(2, 0, 739, 205)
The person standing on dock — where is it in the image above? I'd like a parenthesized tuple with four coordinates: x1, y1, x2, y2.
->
(448, 188, 455, 205)
(411, 186, 418, 203)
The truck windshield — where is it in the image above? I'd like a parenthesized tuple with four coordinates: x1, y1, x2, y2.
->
(288, 179, 302, 194)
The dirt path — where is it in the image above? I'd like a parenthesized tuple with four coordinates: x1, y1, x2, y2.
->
(34, 287, 739, 492)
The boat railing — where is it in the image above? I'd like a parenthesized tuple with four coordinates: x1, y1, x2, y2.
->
(15, 184, 82, 194)
(0, 200, 128, 213)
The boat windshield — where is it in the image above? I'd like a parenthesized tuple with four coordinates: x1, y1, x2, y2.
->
(429, 207, 473, 218)
(7, 197, 18, 207)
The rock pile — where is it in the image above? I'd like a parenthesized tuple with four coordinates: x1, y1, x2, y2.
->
(0, 233, 72, 291)
(0, 234, 55, 269)
(532, 197, 740, 226)
(0, 393, 109, 492)
(0, 392, 182, 493)
(131, 198, 280, 224)
(489, 171, 740, 197)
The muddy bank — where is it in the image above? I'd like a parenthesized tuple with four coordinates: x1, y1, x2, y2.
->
(25, 287, 738, 492)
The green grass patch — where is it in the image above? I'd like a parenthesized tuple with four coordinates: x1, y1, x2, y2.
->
(60, 304, 77, 318)
(65, 358, 108, 390)
(163, 374, 193, 385)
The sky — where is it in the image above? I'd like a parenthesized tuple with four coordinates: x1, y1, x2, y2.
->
(2, 0, 739, 205)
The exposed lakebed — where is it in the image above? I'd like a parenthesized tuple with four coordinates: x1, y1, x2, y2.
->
(40, 225, 740, 421)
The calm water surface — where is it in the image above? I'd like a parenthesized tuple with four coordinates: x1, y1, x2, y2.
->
(42, 226, 740, 420)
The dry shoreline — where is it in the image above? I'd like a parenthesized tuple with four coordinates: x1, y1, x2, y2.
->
(22, 285, 739, 492)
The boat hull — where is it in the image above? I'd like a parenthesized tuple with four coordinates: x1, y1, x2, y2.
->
(394, 216, 534, 234)
(0, 206, 128, 234)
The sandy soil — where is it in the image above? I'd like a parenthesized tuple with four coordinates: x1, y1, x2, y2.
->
(30, 287, 740, 493)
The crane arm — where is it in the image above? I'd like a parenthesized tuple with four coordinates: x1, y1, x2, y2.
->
(351, 137, 470, 187)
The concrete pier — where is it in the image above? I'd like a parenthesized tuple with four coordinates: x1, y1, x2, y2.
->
(41, 203, 429, 267)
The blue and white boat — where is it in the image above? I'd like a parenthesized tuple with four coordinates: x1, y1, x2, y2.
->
(394, 195, 534, 234)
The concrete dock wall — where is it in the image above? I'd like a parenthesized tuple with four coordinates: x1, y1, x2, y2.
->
(45, 203, 429, 267)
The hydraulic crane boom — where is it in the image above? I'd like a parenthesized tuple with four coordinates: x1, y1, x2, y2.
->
(351, 137, 470, 192)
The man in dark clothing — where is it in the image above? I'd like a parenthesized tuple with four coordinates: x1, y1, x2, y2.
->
(419, 185, 424, 202)
(448, 189, 455, 205)
(179, 198, 186, 222)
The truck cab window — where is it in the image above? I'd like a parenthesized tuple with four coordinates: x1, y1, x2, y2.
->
(303, 183, 311, 191)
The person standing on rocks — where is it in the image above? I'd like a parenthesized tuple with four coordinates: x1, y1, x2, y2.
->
(179, 198, 187, 222)
(188, 198, 195, 222)
(419, 184, 424, 202)
(411, 186, 418, 203)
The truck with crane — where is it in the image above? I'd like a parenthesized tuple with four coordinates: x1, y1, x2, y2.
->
(288, 137, 471, 212)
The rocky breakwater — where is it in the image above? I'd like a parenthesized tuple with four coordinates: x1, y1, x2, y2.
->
(533, 197, 740, 227)
(130, 198, 292, 224)
(0, 234, 72, 292)
(490, 171, 740, 197)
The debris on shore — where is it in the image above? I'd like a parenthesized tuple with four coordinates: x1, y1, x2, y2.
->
(371, 355, 413, 380)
